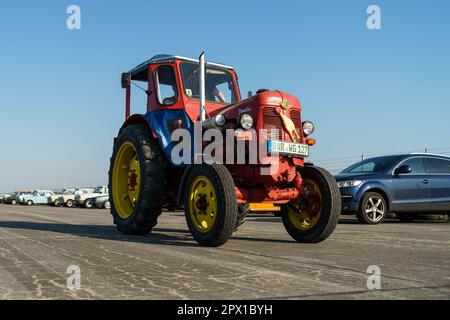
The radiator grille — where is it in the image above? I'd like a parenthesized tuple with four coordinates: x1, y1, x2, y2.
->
(263, 108, 282, 140)
(289, 110, 302, 135)
(263, 108, 302, 141)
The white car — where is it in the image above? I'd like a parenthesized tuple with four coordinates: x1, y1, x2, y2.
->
(59, 188, 94, 208)
(48, 189, 75, 206)
(75, 186, 108, 208)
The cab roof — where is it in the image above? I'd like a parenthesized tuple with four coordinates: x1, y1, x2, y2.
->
(128, 54, 234, 81)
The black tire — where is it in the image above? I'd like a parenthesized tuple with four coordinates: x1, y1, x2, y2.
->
(236, 203, 249, 229)
(11, 200, 17, 205)
(66, 199, 74, 208)
(54, 201, 61, 207)
(103, 201, 111, 210)
(357, 192, 387, 224)
(26, 200, 33, 206)
(282, 166, 341, 243)
(84, 199, 94, 209)
(184, 164, 238, 247)
(397, 213, 416, 222)
(109, 125, 168, 235)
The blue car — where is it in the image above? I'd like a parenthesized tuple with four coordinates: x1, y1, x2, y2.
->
(21, 190, 55, 206)
(334, 154, 450, 224)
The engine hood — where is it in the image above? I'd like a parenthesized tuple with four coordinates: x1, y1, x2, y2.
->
(334, 172, 386, 181)
(210, 90, 301, 119)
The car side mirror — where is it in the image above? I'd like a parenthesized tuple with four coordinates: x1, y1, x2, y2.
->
(121, 72, 131, 89)
(395, 164, 412, 175)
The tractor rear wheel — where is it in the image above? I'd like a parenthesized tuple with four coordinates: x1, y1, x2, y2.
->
(184, 164, 238, 247)
(281, 166, 341, 243)
(109, 125, 167, 235)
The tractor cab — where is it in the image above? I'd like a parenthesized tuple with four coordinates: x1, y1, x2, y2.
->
(122, 54, 241, 123)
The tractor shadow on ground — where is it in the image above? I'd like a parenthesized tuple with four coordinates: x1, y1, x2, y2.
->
(0, 221, 200, 247)
(0, 221, 296, 246)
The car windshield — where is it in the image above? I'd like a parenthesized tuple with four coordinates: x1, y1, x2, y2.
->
(341, 155, 403, 173)
(180, 62, 238, 104)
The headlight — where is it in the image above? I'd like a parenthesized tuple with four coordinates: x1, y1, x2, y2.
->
(302, 121, 314, 136)
(240, 114, 253, 130)
(338, 180, 362, 188)
(214, 114, 226, 126)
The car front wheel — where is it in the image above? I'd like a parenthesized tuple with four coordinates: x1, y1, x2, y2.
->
(357, 192, 387, 224)
(66, 199, 74, 208)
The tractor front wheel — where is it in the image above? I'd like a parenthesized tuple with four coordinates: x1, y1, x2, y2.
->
(282, 166, 341, 243)
(109, 125, 167, 235)
(184, 164, 238, 247)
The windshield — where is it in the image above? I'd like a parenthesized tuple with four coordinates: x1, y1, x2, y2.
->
(180, 62, 238, 104)
(341, 155, 403, 173)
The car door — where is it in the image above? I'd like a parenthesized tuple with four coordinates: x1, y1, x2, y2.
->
(36, 192, 46, 204)
(390, 157, 431, 212)
(424, 157, 450, 212)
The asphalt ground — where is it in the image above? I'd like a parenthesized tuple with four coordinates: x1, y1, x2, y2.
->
(0, 203, 448, 300)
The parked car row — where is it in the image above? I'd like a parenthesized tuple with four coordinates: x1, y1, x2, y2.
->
(0, 186, 110, 210)
(2, 153, 449, 224)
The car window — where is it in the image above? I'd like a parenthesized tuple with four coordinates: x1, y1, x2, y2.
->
(425, 158, 450, 174)
(401, 157, 426, 174)
(349, 162, 376, 173)
(342, 155, 402, 173)
(155, 65, 178, 106)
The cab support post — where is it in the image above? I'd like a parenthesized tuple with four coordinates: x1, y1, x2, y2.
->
(125, 86, 131, 120)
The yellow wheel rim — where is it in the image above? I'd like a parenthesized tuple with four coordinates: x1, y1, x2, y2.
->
(288, 179, 322, 230)
(188, 176, 218, 233)
(112, 142, 141, 219)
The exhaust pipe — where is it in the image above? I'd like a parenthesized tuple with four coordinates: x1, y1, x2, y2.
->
(199, 52, 206, 122)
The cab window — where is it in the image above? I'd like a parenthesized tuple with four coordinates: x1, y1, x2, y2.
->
(180, 62, 237, 104)
(154, 65, 178, 106)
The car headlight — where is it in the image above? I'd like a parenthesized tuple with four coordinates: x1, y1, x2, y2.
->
(302, 121, 314, 136)
(239, 114, 253, 130)
(338, 180, 362, 188)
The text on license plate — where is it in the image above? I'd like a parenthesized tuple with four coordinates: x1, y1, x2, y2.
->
(267, 140, 309, 157)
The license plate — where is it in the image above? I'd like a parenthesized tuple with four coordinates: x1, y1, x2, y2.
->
(267, 140, 309, 157)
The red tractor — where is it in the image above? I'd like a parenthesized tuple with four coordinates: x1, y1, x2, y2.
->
(109, 53, 341, 247)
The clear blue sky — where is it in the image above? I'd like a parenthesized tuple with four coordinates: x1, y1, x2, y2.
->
(0, 0, 449, 192)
